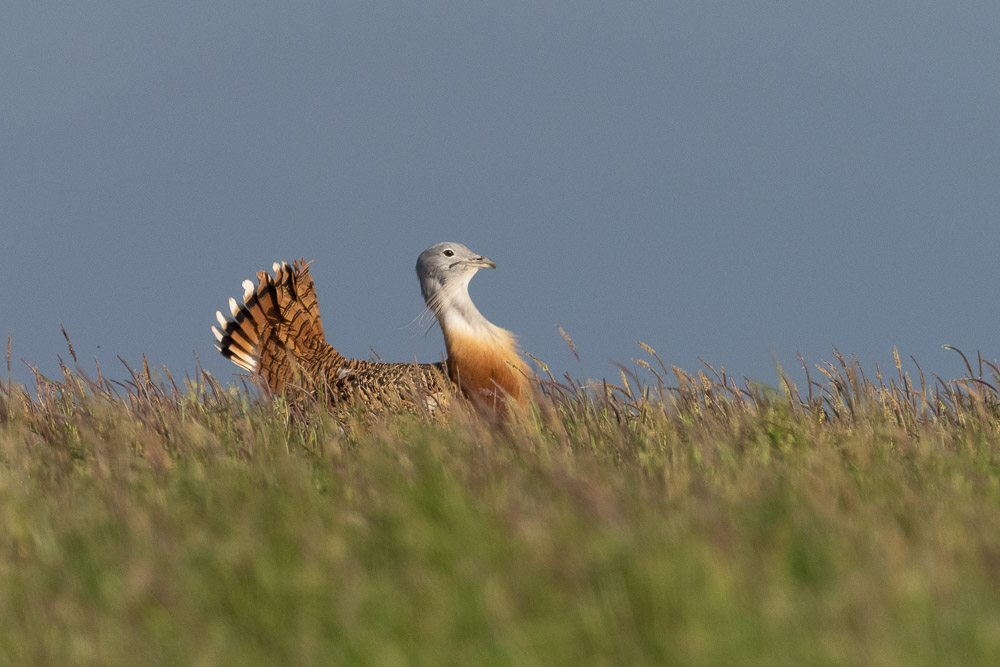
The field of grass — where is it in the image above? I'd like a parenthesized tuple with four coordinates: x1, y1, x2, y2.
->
(4, 343, 1000, 665)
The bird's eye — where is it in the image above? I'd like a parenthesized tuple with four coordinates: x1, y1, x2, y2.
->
(443, 249, 454, 257)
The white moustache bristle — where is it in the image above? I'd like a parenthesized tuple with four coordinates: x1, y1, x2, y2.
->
(242, 280, 254, 301)
(229, 298, 240, 317)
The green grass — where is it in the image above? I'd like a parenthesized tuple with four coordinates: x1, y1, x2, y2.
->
(4, 345, 1000, 665)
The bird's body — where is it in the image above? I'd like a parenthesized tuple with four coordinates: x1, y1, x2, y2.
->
(212, 243, 528, 411)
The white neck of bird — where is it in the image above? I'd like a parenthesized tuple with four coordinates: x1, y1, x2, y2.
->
(428, 274, 509, 343)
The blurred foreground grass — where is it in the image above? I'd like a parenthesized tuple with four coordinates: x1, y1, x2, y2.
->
(3, 345, 1000, 665)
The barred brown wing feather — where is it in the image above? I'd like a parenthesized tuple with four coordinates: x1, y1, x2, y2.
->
(331, 361, 450, 405)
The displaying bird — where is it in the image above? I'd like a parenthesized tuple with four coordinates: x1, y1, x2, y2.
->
(212, 244, 528, 410)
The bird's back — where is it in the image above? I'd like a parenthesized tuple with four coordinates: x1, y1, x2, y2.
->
(333, 357, 449, 406)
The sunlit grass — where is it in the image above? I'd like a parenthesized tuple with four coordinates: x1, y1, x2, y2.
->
(3, 340, 1000, 664)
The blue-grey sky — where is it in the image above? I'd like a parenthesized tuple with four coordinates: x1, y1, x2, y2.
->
(4, 2, 1000, 390)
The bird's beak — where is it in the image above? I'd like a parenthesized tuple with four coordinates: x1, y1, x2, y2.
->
(465, 255, 497, 269)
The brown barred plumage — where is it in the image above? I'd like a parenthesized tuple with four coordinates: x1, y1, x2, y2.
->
(212, 259, 450, 407)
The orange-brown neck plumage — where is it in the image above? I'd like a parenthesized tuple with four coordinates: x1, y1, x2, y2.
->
(442, 321, 528, 406)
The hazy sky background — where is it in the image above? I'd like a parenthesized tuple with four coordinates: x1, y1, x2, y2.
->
(3, 2, 1000, 390)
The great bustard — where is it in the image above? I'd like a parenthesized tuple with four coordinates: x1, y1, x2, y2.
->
(212, 244, 528, 408)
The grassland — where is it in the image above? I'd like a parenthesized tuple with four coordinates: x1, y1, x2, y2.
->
(3, 343, 1000, 665)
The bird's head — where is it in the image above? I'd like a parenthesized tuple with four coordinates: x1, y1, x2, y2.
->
(416, 242, 496, 306)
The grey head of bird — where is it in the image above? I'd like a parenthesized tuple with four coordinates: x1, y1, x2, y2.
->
(416, 242, 497, 314)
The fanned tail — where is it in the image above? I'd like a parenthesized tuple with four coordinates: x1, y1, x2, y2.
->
(212, 259, 333, 392)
